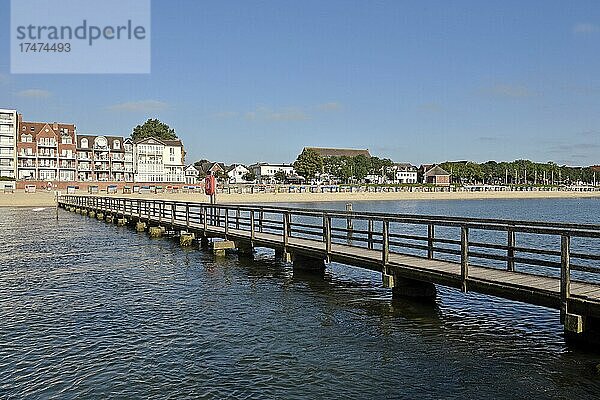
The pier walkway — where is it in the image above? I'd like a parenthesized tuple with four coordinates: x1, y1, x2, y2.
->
(58, 195, 600, 345)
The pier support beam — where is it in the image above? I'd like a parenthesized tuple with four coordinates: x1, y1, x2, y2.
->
(136, 221, 146, 232)
(391, 277, 437, 300)
(292, 253, 326, 272)
(213, 240, 235, 256)
(564, 315, 600, 348)
(149, 226, 163, 238)
(199, 236, 210, 249)
(275, 248, 292, 263)
(180, 232, 195, 247)
(237, 241, 254, 258)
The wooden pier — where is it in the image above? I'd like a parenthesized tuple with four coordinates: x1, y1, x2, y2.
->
(58, 195, 600, 346)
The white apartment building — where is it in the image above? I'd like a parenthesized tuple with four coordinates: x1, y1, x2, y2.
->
(0, 109, 17, 179)
(123, 138, 134, 181)
(250, 162, 295, 184)
(134, 137, 185, 183)
(76, 135, 132, 182)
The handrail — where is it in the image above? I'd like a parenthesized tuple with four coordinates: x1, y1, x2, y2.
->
(60, 195, 600, 235)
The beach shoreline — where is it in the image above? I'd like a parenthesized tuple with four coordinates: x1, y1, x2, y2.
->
(1, 189, 599, 208)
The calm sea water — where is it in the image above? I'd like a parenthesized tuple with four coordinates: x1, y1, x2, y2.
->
(1, 198, 599, 399)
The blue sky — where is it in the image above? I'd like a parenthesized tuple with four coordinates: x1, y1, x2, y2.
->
(1, 0, 599, 166)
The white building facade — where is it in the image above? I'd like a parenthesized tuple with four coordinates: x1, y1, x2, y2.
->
(0, 109, 17, 180)
(393, 163, 418, 184)
(227, 164, 250, 184)
(250, 163, 295, 184)
(133, 137, 185, 183)
(185, 164, 200, 185)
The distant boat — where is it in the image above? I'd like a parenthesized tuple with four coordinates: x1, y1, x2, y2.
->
(32, 208, 46, 212)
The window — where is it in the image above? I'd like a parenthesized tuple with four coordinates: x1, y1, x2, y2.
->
(113, 140, 120, 150)
(81, 138, 88, 148)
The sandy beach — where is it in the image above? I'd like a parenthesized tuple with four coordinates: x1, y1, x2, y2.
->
(1, 189, 599, 208)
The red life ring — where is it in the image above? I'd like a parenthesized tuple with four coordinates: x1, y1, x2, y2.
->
(205, 175, 216, 195)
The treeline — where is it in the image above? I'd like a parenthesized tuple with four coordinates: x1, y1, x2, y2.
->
(294, 149, 395, 182)
(439, 160, 598, 185)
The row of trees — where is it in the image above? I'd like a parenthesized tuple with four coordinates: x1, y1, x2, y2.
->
(439, 160, 598, 185)
(294, 148, 395, 182)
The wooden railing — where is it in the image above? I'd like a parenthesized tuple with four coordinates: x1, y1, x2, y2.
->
(59, 195, 600, 311)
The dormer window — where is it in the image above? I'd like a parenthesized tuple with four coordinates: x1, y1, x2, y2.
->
(81, 138, 88, 148)
(113, 140, 120, 150)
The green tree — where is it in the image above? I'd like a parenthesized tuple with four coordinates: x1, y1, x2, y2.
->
(294, 148, 323, 180)
(274, 170, 288, 183)
(131, 119, 177, 141)
(352, 155, 371, 181)
(242, 171, 256, 182)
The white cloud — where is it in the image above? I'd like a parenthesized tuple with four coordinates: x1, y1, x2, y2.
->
(573, 23, 598, 34)
(17, 89, 51, 98)
(108, 100, 169, 112)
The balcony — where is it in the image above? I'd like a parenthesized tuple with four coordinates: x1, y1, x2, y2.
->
(37, 143, 57, 148)
(38, 153, 57, 158)
(19, 153, 36, 158)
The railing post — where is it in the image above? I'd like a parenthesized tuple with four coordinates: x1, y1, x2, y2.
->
(382, 219, 389, 268)
(283, 212, 290, 247)
(250, 210, 255, 241)
(368, 219, 374, 250)
(560, 234, 571, 318)
(171, 202, 175, 226)
(461, 225, 469, 293)
(158, 202, 163, 225)
(325, 214, 332, 257)
(259, 209, 264, 233)
(203, 206, 208, 232)
(186, 203, 190, 229)
(507, 227, 515, 271)
(236, 207, 240, 230)
(427, 223, 435, 259)
(225, 208, 229, 238)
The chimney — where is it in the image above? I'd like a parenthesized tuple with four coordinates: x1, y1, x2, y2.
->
(53, 122, 59, 131)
